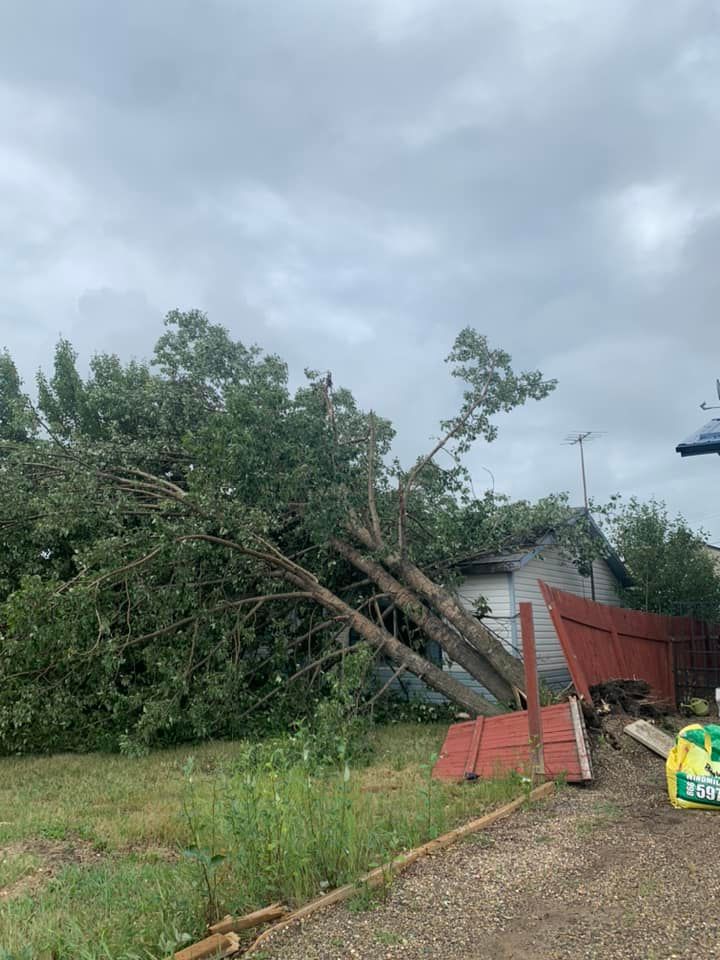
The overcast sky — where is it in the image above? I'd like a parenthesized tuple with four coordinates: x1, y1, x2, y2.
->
(1, 1, 719, 539)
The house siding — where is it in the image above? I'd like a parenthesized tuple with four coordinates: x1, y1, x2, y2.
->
(375, 548, 621, 703)
(375, 572, 513, 705)
(512, 549, 620, 688)
(456, 572, 515, 651)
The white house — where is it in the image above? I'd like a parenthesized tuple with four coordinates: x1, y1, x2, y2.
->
(381, 522, 632, 704)
(704, 542, 720, 572)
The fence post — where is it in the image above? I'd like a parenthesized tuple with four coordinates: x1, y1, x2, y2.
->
(666, 632, 677, 708)
(520, 602, 545, 784)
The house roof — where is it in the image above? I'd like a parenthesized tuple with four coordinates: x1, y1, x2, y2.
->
(456, 512, 633, 587)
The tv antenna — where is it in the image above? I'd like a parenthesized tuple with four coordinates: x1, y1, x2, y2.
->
(562, 431, 605, 600)
(700, 380, 720, 411)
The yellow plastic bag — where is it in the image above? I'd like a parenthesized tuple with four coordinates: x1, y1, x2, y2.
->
(667, 723, 720, 809)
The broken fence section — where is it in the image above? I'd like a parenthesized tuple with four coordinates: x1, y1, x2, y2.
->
(540, 581, 677, 705)
(539, 581, 720, 708)
(432, 700, 592, 783)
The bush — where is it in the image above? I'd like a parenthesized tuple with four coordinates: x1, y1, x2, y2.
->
(372, 695, 459, 726)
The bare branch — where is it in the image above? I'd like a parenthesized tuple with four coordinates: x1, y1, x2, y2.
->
(361, 663, 408, 712)
(176, 533, 319, 583)
(367, 412, 383, 548)
(125, 466, 187, 499)
(116, 591, 313, 649)
(90, 545, 166, 587)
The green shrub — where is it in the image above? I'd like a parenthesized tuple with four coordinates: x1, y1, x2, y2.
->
(372, 695, 459, 725)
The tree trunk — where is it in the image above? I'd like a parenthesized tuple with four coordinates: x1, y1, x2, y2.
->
(350, 524, 526, 696)
(392, 555, 526, 694)
(282, 570, 503, 717)
(330, 537, 515, 704)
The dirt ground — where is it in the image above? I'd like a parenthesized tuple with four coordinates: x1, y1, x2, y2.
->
(0, 838, 177, 902)
(0, 838, 104, 901)
(257, 715, 720, 960)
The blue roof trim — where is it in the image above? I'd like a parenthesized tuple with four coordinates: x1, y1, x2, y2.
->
(515, 535, 555, 568)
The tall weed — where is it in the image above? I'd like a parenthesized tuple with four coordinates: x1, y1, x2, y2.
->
(183, 741, 521, 917)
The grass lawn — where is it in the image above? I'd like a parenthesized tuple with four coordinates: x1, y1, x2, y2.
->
(0, 723, 523, 960)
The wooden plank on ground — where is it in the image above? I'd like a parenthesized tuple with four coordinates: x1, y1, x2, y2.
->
(208, 903, 287, 935)
(623, 719, 675, 758)
(173, 932, 239, 960)
(569, 697, 593, 781)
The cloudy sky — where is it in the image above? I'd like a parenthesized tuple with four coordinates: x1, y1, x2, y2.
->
(2, 1, 719, 539)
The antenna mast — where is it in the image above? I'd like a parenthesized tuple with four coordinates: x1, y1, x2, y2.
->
(562, 431, 604, 601)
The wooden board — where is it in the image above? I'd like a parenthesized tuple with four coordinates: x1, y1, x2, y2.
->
(209, 903, 287, 935)
(623, 719, 675, 758)
(569, 697, 593, 780)
(173, 932, 239, 960)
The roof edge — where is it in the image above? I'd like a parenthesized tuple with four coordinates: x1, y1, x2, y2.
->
(456, 513, 633, 588)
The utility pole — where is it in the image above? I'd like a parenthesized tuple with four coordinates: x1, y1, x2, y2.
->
(563, 431, 603, 601)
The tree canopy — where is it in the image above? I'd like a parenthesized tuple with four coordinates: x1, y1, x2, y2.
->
(606, 497, 720, 618)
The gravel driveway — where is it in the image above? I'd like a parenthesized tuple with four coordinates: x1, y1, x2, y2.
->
(256, 718, 720, 960)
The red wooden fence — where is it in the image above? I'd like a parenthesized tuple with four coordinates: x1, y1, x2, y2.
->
(539, 582, 719, 707)
(433, 587, 720, 785)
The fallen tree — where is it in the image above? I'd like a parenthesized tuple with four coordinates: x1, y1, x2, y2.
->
(94, 318, 552, 709)
(0, 311, 600, 751)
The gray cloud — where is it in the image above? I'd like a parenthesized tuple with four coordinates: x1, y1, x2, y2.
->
(1, 0, 720, 538)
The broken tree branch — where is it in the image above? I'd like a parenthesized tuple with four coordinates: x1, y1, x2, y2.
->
(367, 412, 383, 548)
(397, 360, 496, 556)
(330, 536, 511, 705)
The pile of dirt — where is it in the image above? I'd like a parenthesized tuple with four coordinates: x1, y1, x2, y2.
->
(579, 678, 686, 755)
(590, 678, 670, 719)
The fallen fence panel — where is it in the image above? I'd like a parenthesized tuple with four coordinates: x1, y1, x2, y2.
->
(432, 700, 592, 783)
